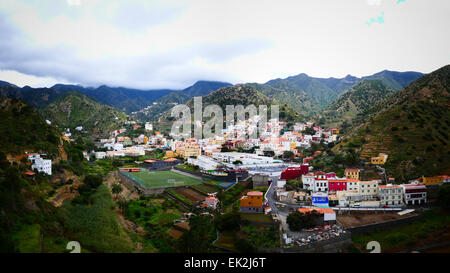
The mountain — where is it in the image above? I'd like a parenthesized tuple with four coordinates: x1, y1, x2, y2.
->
(41, 92, 127, 137)
(319, 79, 395, 128)
(362, 70, 425, 91)
(156, 84, 302, 133)
(335, 65, 450, 182)
(182, 81, 232, 97)
(52, 85, 174, 113)
(0, 80, 233, 115)
(245, 82, 319, 117)
(130, 81, 232, 122)
(260, 71, 424, 118)
(0, 97, 62, 157)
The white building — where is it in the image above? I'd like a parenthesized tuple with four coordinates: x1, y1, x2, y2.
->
(94, 151, 106, 160)
(32, 157, 52, 175)
(302, 173, 315, 191)
(358, 181, 379, 196)
(145, 122, 153, 131)
(401, 183, 427, 205)
(187, 155, 220, 171)
(379, 185, 404, 207)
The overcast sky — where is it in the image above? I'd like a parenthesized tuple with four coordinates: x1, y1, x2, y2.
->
(0, 0, 449, 89)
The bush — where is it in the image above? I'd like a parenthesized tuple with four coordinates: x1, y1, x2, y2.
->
(235, 238, 255, 253)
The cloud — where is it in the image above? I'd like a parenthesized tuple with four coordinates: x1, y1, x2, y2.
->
(0, 10, 272, 89)
(0, 0, 449, 89)
(367, 0, 382, 6)
(67, 0, 81, 6)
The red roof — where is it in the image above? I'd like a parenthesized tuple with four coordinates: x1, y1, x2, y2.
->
(164, 158, 178, 162)
(247, 191, 263, 196)
(298, 207, 335, 214)
(25, 171, 36, 176)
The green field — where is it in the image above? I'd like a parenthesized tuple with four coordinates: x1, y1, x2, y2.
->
(122, 170, 202, 189)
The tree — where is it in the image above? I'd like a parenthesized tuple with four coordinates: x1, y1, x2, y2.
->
(283, 151, 294, 160)
(233, 160, 243, 165)
(111, 183, 123, 199)
(177, 215, 215, 253)
(214, 212, 241, 232)
(286, 211, 320, 231)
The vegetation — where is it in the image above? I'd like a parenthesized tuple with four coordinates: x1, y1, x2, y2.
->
(287, 211, 321, 231)
(352, 209, 450, 252)
(41, 92, 126, 137)
(335, 65, 450, 182)
(58, 185, 134, 252)
(0, 97, 60, 156)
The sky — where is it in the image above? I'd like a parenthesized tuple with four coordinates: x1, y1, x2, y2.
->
(0, 0, 449, 89)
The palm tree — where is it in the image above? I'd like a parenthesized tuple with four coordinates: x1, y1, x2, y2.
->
(111, 183, 123, 199)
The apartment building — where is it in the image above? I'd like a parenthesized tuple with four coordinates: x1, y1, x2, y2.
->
(379, 184, 404, 207)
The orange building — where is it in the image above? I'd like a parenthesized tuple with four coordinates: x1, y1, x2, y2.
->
(419, 176, 444, 186)
(345, 169, 360, 180)
(240, 191, 264, 213)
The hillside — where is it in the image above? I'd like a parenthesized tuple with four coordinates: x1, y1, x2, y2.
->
(131, 81, 231, 122)
(156, 84, 302, 134)
(41, 92, 127, 137)
(182, 81, 232, 97)
(260, 71, 423, 118)
(0, 97, 62, 158)
(335, 65, 450, 182)
(319, 79, 395, 128)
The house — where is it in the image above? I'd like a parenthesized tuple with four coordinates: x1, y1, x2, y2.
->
(204, 195, 219, 210)
(240, 191, 264, 213)
(370, 153, 388, 165)
(302, 173, 315, 191)
(358, 180, 379, 196)
(336, 190, 380, 207)
(280, 165, 309, 180)
(401, 182, 427, 205)
(346, 179, 359, 191)
(328, 179, 347, 192)
(31, 157, 52, 175)
(379, 184, 404, 207)
(345, 169, 360, 180)
(418, 176, 443, 186)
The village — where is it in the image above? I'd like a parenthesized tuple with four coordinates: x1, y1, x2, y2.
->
(23, 115, 450, 252)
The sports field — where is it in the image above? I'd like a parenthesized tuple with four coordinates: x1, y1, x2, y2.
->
(122, 169, 202, 189)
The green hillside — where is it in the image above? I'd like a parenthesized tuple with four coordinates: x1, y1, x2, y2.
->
(156, 84, 302, 134)
(185, 84, 302, 122)
(319, 79, 395, 128)
(335, 65, 450, 182)
(0, 97, 61, 157)
(41, 92, 126, 137)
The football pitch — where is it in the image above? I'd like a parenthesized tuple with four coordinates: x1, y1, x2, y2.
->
(122, 170, 202, 189)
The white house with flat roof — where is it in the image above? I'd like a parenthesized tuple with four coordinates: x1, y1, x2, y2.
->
(32, 157, 52, 175)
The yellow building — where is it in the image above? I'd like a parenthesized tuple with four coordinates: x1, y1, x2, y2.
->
(345, 169, 360, 180)
(177, 144, 201, 158)
(371, 153, 388, 165)
(164, 150, 178, 159)
(419, 176, 443, 186)
(290, 142, 297, 151)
